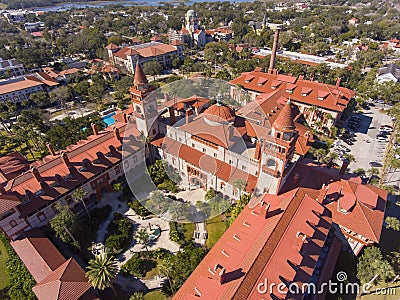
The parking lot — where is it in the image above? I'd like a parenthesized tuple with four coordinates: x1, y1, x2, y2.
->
(331, 105, 393, 173)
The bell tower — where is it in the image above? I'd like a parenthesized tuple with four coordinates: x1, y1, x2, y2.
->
(257, 100, 297, 195)
(130, 62, 158, 139)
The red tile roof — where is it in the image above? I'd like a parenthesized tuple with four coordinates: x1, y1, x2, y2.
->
(32, 258, 96, 300)
(0, 152, 30, 183)
(106, 43, 119, 50)
(203, 104, 235, 123)
(134, 62, 148, 85)
(0, 194, 21, 216)
(11, 229, 66, 283)
(4, 125, 140, 218)
(174, 188, 332, 300)
(231, 70, 355, 112)
(273, 99, 295, 131)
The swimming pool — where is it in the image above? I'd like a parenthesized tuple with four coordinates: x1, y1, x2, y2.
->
(102, 112, 116, 127)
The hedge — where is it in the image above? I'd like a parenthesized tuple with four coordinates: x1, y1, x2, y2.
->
(0, 232, 36, 300)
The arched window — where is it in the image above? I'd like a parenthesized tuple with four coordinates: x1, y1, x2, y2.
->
(267, 159, 276, 169)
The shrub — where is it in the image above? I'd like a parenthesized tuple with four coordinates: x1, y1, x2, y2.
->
(149, 248, 170, 259)
(128, 199, 151, 217)
(121, 253, 145, 277)
(169, 230, 180, 242)
(105, 216, 133, 254)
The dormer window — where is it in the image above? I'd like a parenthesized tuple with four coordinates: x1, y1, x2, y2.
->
(286, 83, 296, 94)
(318, 90, 329, 100)
(257, 77, 267, 86)
(271, 80, 282, 89)
(244, 74, 254, 83)
(301, 87, 313, 96)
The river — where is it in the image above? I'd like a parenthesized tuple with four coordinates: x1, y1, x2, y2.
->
(30, 0, 249, 12)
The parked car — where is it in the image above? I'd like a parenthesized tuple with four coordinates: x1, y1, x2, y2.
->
(376, 136, 388, 142)
(369, 161, 383, 167)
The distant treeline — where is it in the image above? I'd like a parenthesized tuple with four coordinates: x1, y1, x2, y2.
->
(1, 0, 103, 9)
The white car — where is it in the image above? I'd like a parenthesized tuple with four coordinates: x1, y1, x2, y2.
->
(376, 136, 388, 142)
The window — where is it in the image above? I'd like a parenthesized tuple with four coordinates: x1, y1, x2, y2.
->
(37, 213, 46, 222)
(179, 138, 182, 142)
(192, 143, 195, 148)
(9, 220, 17, 228)
(229, 160, 233, 164)
(202, 148, 206, 153)
(214, 153, 217, 158)
(65, 196, 73, 205)
(242, 165, 246, 171)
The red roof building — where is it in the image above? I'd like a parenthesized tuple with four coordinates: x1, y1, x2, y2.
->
(231, 69, 355, 130)
(11, 228, 98, 300)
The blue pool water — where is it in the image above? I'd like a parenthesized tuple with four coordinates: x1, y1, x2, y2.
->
(102, 112, 116, 127)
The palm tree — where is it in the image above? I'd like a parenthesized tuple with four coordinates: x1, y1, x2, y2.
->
(367, 168, 380, 183)
(73, 187, 90, 218)
(135, 228, 150, 253)
(130, 292, 144, 300)
(113, 183, 122, 192)
(315, 148, 327, 162)
(86, 254, 119, 296)
(50, 204, 79, 247)
(158, 256, 175, 295)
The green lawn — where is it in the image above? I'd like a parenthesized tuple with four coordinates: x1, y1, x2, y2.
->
(206, 215, 228, 249)
(144, 290, 168, 300)
(182, 222, 195, 243)
(0, 237, 9, 291)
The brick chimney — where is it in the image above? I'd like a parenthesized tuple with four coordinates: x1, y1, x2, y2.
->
(214, 264, 226, 284)
(30, 166, 42, 183)
(46, 142, 56, 156)
(254, 140, 261, 160)
(61, 152, 70, 167)
(123, 113, 128, 124)
(91, 123, 99, 135)
(263, 202, 270, 219)
(335, 77, 341, 88)
(168, 106, 175, 125)
(113, 126, 121, 141)
(185, 108, 193, 124)
(268, 25, 282, 73)
(339, 159, 350, 176)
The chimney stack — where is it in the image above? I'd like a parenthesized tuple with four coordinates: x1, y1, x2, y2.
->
(263, 202, 270, 219)
(339, 159, 350, 176)
(168, 106, 176, 125)
(254, 140, 261, 160)
(91, 123, 99, 135)
(30, 166, 42, 183)
(61, 152, 70, 167)
(268, 24, 282, 73)
(214, 264, 226, 284)
(336, 77, 341, 88)
(185, 108, 193, 124)
(113, 126, 121, 141)
(46, 142, 56, 156)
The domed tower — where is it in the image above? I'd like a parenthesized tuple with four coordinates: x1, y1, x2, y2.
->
(185, 9, 199, 34)
(258, 99, 298, 194)
(130, 62, 158, 139)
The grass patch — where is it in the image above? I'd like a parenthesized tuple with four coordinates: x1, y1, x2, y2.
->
(142, 259, 161, 280)
(206, 215, 228, 249)
(144, 290, 168, 300)
(183, 222, 195, 243)
(0, 237, 9, 291)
